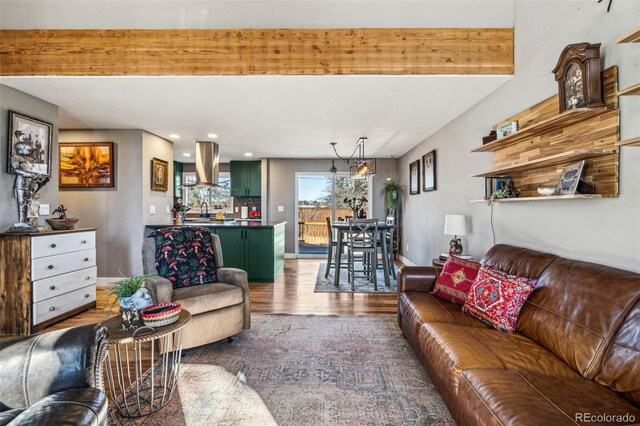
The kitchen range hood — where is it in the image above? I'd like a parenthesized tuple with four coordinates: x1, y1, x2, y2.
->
(183, 141, 221, 188)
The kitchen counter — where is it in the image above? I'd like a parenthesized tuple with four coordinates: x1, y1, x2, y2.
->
(145, 220, 286, 231)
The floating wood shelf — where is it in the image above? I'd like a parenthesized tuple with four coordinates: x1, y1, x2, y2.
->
(617, 137, 640, 147)
(617, 27, 640, 43)
(471, 149, 616, 178)
(469, 194, 604, 204)
(471, 107, 608, 153)
(618, 83, 640, 96)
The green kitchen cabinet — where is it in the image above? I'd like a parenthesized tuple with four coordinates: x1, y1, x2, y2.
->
(214, 227, 245, 269)
(230, 161, 261, 197)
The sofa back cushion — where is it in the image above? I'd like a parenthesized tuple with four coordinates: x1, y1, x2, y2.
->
(481, 244, 557, 278)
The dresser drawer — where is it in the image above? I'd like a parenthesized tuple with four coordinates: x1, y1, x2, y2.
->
(31, 234, 70, 258)
(31, 249, 97, 281)
(66, 231, 96, 253)
(32, 266, 97, 303)
(33, 284, 96, 325)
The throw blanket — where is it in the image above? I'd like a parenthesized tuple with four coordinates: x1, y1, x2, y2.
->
(153, 227, 218, 288)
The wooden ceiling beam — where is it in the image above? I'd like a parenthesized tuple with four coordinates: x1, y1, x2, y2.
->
(0, 28, 513, 76)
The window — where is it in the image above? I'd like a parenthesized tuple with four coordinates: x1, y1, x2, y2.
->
(182, 172, 232, 212)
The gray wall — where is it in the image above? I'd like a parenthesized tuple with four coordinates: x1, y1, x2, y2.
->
(142, 132, 174, 225)
(266, 158, 397, 253)
(0, 85, 59, 230)
(399, 1, 640, 272)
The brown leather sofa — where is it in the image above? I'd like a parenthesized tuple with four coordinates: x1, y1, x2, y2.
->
(397, 244, 640, 425)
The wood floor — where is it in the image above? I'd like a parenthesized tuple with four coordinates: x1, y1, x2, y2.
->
(46, 259, 398, 333)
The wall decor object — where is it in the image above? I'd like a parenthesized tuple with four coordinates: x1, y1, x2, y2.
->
(151, 157, 169, 191)
(496, 121, 518, 139)
(556, 160, 585, 195)
(59, 142, 114, 188)
(552, 43, 604, 113)
(409, 160, 420, 195)
(422, 150, 437, 192)
(7, 110, 53, 176)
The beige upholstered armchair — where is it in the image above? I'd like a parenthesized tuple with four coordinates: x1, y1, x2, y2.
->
(142, 228, 250, 350)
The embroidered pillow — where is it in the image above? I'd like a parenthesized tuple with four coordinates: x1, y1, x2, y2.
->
(153, 227, 218, 288)
(462, 267, 538, 333)
(431, 254, 481, 304)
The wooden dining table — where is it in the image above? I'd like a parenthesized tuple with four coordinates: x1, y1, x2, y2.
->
(331, 221, 394, 288)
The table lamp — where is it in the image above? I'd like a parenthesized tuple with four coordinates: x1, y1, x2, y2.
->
(444, 214, 467, 255)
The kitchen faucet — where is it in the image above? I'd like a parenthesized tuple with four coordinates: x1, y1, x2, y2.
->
(200, 202, 209, 217)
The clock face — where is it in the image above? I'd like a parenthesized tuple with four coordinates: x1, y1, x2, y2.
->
(564, 63, 584, 109)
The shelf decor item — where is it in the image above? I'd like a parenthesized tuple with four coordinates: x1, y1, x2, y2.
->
(409, 160, 420, 195)
(8, 111, 53, 176)
(552, 43, 604, 113)
(151, 157, 169, 191)
(422, 150, 437, 192)
(59, 142, 114, 188)
(45, 205, 79, 230)
(537, 187, 556, 196)
(141, 302, 182, 327)
(496, 121, 518, 138)
(107, 274, 154, 330)
(444, 214, 467, 255)
(556, 160, 585, 195)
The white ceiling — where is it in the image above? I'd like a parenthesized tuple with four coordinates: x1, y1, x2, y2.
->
(0, 0, 514, 162)
(0, 75, 511, 161)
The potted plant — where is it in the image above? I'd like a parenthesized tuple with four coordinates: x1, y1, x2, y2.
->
(382, 180, 403, 214)
(107, 274, 154, 327)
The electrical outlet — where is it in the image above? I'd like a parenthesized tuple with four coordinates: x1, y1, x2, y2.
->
(235, 206, 239, 213)
(150, 205, 156, 215)
(166, 205, 171, 214)
(39, 204, 50, 215)
(406, 244, 409, 252)
(278, 205, 285, 212)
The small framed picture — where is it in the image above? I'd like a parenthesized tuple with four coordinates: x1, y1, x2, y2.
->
(493, 178, 513, 193)
(7, 110, 53, 176)
(556, 160, 585, 195)
(496, 121, 518, 139)
(151, 157, 169, 191)
(422, 150, 436, 192)
(59, 142, 115, 188)
(409, 160, 420, 195)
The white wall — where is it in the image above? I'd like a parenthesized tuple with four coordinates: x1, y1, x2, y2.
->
(399, 1, 640, 272)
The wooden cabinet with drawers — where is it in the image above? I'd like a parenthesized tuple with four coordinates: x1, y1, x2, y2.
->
(0, 228, 97, 335)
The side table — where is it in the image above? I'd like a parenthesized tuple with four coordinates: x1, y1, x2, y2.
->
(102, 310, 191, 418)
(432, 258, 446, 277)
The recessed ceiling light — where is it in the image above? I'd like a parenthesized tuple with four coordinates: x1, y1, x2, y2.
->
(183, 153, 192, 157)
(207, 133, 218, 139)
(169, 134, 180, 139)
(244, 152, 253, 157)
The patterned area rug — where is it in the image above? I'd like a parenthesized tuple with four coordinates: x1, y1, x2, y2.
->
(315, 263, 398, 293)
(110, 315, 454, 425)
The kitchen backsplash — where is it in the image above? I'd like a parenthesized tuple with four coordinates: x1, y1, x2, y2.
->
(228, 196, 261, 218)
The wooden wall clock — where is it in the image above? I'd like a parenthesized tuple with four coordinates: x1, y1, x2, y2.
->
(552, 43, 604, 113)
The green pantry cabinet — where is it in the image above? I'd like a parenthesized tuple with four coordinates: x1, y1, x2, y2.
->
(230, 161, 261, 197)
(213, 223, 284, 282)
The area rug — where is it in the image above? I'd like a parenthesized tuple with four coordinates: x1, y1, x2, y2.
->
(315, 263, 398, 293)
(110, 314, 454, 425)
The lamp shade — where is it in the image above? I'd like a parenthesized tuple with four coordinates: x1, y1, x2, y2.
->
(444, 215, 467, 236)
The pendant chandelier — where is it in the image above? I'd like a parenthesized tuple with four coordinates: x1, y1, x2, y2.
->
(330, 137, 376, 179)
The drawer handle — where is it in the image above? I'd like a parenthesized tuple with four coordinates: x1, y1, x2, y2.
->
(84, 257, 89, 262)
(49, 306, 56, 312)
(81, 240, 87, 244)
(48, 265, 54, 270)
(84, 294, 90, 298)
(49, 285, 56, 290)
(50, 243, 57, 248)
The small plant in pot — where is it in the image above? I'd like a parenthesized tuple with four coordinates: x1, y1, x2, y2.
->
(107, 274, 154, 329)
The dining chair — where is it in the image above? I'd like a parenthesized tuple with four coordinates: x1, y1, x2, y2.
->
(324, 217, 339, 278)
(346, 219, 379, 291)
(384, 216, 397, 279)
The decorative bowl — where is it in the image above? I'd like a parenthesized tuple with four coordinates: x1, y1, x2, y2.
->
(45, 217, 79, 230)
(140, 302, 182, 327)
(537, 187, 556, 196)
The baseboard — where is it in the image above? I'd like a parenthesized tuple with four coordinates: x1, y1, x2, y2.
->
(97, 277, 119, 287)
(285, 253, 296, 259)
(398, 255, 417, 266)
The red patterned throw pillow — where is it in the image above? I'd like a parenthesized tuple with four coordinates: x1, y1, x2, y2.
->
(462, 267, 538, 333)
(432, 255, 481, 305)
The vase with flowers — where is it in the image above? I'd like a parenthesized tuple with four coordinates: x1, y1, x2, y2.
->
(107, 274, 154, 330)
(344, 196, 368, 219)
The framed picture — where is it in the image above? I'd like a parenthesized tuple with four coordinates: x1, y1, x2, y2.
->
(59, 142, 115, 188)
(7, 110, 53, 176)
(493, 178, 513, 193)
(151, 157, 169, 191)
(496, 121, 518, 139)
(556, 160, 585, 195)
(422, 150, 436, 192)
(409, 160, 420, 195)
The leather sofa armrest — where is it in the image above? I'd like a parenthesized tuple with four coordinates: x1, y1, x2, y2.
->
(397, 266, 438, 294)
(144, 275, 173, 303)
(217, 267, 251, 329)
(0, 324, 109, 409)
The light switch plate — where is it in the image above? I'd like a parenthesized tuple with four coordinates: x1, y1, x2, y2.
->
(166, 205, 171, 214)
(39, 204, 50, 215)
(278, 205, 285, 212)
(150, 205, 156, 215)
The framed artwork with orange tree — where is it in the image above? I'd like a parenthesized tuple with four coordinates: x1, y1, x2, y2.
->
(59, 141, 115, 188)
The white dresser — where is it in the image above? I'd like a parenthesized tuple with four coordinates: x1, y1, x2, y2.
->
(0, 228, 97, 335)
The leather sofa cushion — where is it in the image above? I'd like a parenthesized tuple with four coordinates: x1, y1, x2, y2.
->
(458, 369, 640, 426)
(0, 410, 23, 426)
(399, 292, 489, 331)
(481, 244, 557, 279)
(173, 282, 243, 315)
(9, 388, 107, 426)
(418, 322, 580, 397)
